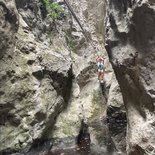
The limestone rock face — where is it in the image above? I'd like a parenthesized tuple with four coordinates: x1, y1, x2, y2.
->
(107, 75, 126, 153)
(0, 0, 125, 154)
(0, 0, 18, 59)
(105, 0, 155, 154)
(0, 0, 72, 153)
(50, 0, 126, 155)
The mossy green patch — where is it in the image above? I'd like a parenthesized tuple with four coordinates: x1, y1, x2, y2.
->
(65, 34, 77, 51)
(89, 90, 104, 121)
(62, 122, 74, 136)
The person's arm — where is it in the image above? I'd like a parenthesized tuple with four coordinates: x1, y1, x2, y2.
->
(96, 56, 100, 62)
(96, 56, 98, 62)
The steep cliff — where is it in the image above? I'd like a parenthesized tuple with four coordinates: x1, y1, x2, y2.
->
(0, 0, 72, 153)
(0, 0, 126, 154)
(105, 0, 155, 154)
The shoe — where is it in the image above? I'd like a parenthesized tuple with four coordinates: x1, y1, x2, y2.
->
(98, 80, 100, 82)
(101, 80, 104, 83)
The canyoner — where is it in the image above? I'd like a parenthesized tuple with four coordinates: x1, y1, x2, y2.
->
(64, 0, 105, 83)
(96, 55, 105, 83)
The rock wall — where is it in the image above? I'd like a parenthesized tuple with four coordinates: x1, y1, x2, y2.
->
(105, 0, 155, 154)
(0, 0, 18, 59)
(107, 75, 127, 153)
(0, 0, 126, 154)
(50, 0, 126, 154)
(0, 0, 72, 153)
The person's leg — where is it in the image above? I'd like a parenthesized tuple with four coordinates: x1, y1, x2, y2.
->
(97, 71, 99, 80)
(97, 70, 100, 81)
(100, 71, 104, 83)
(101, 71, 104, 80)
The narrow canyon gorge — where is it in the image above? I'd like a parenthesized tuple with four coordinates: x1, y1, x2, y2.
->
(0, 0, 154, 155)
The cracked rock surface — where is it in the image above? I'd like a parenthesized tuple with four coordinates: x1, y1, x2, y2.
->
(105, 0, 155, 154)
(0, 0, 126, 154)
(0, 0, 72, 153)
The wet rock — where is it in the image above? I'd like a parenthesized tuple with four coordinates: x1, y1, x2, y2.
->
(107, 105, 127, 153)
(32, 66, 44, 79)
(105, 75, 126, 154)
(76, 119, 91, 154)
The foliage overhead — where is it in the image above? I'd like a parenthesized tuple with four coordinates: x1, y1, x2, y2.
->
(40, 0, 65, 19)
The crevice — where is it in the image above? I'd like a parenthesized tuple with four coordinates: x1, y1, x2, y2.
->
(76, 119, 91, 154)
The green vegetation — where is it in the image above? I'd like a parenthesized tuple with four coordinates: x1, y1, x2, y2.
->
(67, 38, 77, 50)
(65, 34, 77, 51)
(40, 0, 65, 19)
(89, 90, 104, 121)
(40, 0, 49, 8)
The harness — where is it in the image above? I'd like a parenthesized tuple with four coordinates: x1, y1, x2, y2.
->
(97, 62, 104, 70)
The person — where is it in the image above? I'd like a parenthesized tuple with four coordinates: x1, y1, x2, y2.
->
(96, 55, 105, 83)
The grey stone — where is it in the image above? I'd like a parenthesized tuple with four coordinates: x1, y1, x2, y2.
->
(0, 0, 125, 155)
(105, 0, 155, 154)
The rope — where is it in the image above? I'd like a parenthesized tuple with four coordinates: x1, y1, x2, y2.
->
(63, 0, 99, 56)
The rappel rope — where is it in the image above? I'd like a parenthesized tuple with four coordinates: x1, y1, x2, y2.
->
(63, 0, 100, 56)
(63, 0, 104, 118)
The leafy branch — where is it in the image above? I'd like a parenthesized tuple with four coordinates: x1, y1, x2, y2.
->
(40, 0, 66, 19)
